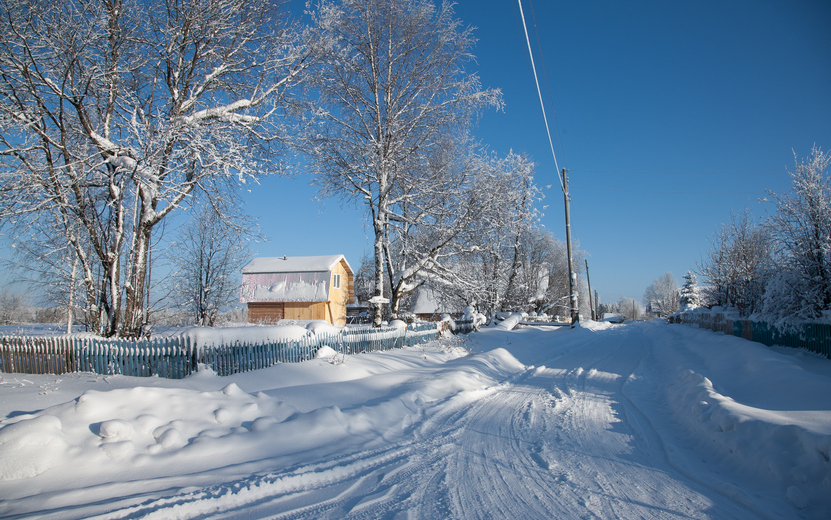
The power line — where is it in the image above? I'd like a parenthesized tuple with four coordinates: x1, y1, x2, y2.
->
(570, 185, 765, 196)
(516, 0, 564, 192)
(571, 168, 784, 175)
(529, 0, 567, 171)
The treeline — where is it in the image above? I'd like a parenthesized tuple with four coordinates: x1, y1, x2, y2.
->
(0, 0, 540, 335)
(697, 147, 830, 325)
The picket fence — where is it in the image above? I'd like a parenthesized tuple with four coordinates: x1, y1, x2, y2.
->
(0, 322, 440, 379)
(670, 312, 831, 359)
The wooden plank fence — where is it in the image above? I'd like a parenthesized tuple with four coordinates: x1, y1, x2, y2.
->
(670, 312, 831, 358)
(0, 322, 441, 378)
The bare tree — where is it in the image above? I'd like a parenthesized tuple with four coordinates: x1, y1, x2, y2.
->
(304, 0, 502, 326)
(169, 193, 253, 327)
(382, 138, 498, 318)
(0, 290, 28, 325)
(0, 0, 313, 336)
(643, 272, 679, 317)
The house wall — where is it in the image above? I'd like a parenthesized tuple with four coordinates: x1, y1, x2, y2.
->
(244, 258, 355, 326)
(247, 302, 285, 324)
(247, 302, 331, 324)
(328, 260, 353, 326)
(283, 302, 327, 322)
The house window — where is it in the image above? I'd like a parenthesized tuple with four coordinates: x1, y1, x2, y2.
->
(333, 273, 341, 289)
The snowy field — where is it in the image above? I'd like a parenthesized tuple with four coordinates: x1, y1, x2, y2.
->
(1, 320, 830, 519)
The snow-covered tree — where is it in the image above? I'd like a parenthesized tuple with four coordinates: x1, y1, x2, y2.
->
(426, 152, 545, 320)
(382, 137, 494, 319)
(304, 0, 501, 326)
(698, 210, 772, 315)
(763, 146, 831, 323)
(600, 296, 643, 322)
(0, 0, 313, 336)
(643, 272, 679, 317)
(0, 291, 28, 325)
(679, 271, 700, 311)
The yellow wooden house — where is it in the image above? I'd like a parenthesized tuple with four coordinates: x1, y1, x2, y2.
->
(240, 255, 354, 326)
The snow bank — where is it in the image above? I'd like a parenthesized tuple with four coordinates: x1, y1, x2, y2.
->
(182, 324, 312, 346)
(666, 367, 831, 511)
(0, 384, 300, 482)
(0, 338, 511, 509)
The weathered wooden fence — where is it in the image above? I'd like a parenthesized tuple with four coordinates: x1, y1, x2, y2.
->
(670, 312, 831, 358)
(0, 322, 440, 378)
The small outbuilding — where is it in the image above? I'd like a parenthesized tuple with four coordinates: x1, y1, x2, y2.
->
(240, 255, 354, 326)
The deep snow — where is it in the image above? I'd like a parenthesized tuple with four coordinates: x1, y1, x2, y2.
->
(1, 320, 829, 519)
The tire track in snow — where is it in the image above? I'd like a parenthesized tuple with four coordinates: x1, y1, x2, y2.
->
(91, 326, 767, 519)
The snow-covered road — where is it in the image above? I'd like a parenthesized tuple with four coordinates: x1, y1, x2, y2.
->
(1, 320, 829, 519)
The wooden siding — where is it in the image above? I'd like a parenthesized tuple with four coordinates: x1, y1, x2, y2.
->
(245, 257, 355, 326)
(283, 302, 327, 321)
(328, 260, 352, 326)
(248, 302, 285, 324)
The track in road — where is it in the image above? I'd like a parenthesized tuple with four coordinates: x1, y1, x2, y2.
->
(116, 325, 766, 519)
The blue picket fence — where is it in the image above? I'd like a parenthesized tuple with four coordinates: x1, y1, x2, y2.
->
(0, 322, 440, 379)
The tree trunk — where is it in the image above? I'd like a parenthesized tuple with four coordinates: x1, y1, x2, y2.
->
(122, 223, 151, 337)
(372, 220, 385, 327)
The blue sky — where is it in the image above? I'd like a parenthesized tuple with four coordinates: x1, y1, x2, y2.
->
(250, 0, 831, 304)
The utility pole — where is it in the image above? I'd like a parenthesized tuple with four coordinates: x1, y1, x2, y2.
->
(563, 168, 578, 326)
(585, 259, 594, 321)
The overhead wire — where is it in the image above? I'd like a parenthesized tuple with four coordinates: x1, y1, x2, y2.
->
(516, 0, 565, 193)
(571, 168, 784, 175)
(529, 0, 568, 171)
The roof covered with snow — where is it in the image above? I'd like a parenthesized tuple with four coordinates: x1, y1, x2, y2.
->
(240, 271, 331, 303)
(242, 255, 352, 275)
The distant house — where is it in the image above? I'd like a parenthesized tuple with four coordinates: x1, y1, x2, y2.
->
(240, 255, 354, 326)
(409, 285, 463, 321)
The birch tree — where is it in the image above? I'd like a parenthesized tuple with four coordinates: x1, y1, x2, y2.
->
(382, 137, 494, 318)
(304, 0, 502, 326)
(0, 0, 313, 336)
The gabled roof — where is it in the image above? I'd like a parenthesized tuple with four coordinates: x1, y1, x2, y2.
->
(242, 255, 352, 275)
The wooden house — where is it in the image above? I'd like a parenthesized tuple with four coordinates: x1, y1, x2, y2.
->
(240, 255, 354, 326)
(409, 285, 463, 321)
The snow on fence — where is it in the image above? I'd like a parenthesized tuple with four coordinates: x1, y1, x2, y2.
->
(670, 311, 831, 358)
(451, 319, 477, 335)
(0, 322, 440, 379)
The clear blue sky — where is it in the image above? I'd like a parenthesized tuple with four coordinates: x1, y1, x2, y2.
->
(250, 0, 831, 305)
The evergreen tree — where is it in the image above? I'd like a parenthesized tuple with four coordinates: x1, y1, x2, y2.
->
(679, 271, 700, 311)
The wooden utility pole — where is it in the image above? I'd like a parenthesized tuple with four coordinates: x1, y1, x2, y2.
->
(563, 169, 578, 326)
(585, 259, 594, 321)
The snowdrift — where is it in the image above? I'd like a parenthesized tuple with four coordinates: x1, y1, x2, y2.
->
(667, 368, 831, 511)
